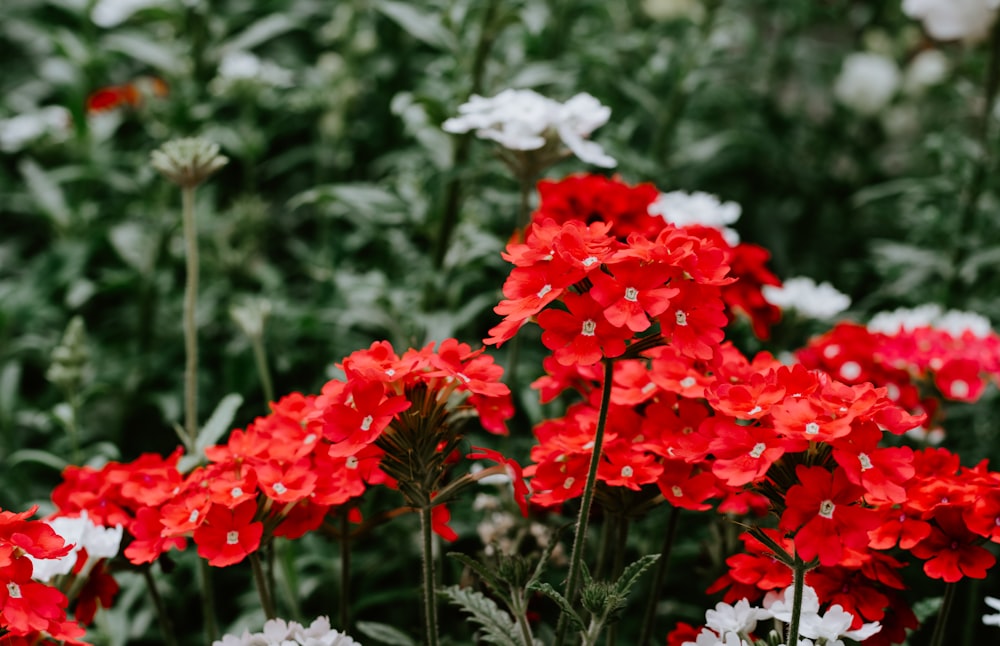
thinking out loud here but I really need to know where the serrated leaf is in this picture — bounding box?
[19,158,71,230]
[440,585,525,646]
[527,581,585,632]
[375,1,456,50]
[355,620,418,646]
[614,554,660,596]
[6,449,69,472]
[220,14,298,55]
[448,552,505,594]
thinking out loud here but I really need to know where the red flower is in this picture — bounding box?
[538,292,631,366]
[588,259,679,332]
[707,419,786,487]
[780,466,880,567]
[933,357,985,402]
[323,379,411,455]
[468,447,531,517]
[911,506,996,582]
[192,500,264,567]
[124,507,186,565]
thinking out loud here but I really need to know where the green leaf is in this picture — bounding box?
[527,581,585,632]
[614,554,660,596]
[19,158,71,230]
[440,585,525,646]
[375,1,456,50]
[102,32,183,74]
[109,222,157,274]
[6,449,69,472]
[448,552,505,595]
[355,621,417,646]
[177,393,243,471]
[220,14,298,54]
[0,361,22,432]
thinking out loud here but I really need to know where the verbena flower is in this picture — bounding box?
[833,52,901,116]
[761,276,851,320]
[903,0,1000,42]
[442,88,616,168]
[212,615,360,645]
[648,190,742,245]
[984,596,1000,626]
[0,106,71,153]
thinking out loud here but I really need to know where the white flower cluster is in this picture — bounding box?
[867,304,992,337]
[442,89,616,168]
[903,0,1000,42]
[213,617,359,646]
[762,277,851,320]
[28,512,124,582]
[833,53,901,116]
[213,51,295,91]
[91,0,167,28]
[683,586,881,646]
[985,596,1000,626]
[647,190,742,245]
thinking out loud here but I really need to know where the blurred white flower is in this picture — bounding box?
[833,53,900,116]
[762,277,851,320]
[903,49,950,94]
[212,616,359,646]
[28,512,123,582]
[0,106,71,153]
[641,0,704,22]
[648,190,741,244]
[442,89,616,167]
[903,0,1000,42]
[868,304,992,337]
[91,0,167,28]
[984,596,1000,626]
[215,51,295,89]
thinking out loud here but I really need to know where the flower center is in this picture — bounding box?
[581,319,597,336]
[805,422,820,436]
[819,500,835,519]
[273,482,287,495]
[537,284,553,299]
[360,415,374,431]
[641,382,657,394]
[563,477,575,489]
[671,485,683,498]
[624,286,639,302]
[385,368,396,377]
[675,310,688,326]
[620,466,634,478]
[839,361,862,381]
[346,456,359,469]
[950,380,969,398]
[304,433,317,444]
[226,530,240,545]
[188,509,200,523]
[680,377,697,388]
[6,582,21,599]
[582,256,599,267]
[749,442,767,458]
[748,405,762,416]
[230,487,243,499]
[858,453,873,471]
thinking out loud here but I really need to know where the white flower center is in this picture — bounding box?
[675,310,688,326]
[385,368,396,377]
[188,509,200,523]
[823,344,841,359]
[620,466,634,478]
[839,361,862,381]
[582,256,599,267]
[6,582,21,599]
[457,372,472,383]
[950,380,969,399]
[748,405,762,416]
[819,500,835,519]
[624,286,639,302]
[304,433,317,444]
[537,284,553,299]
[805,422,820,436]
[360,415,374,431]
[859,453,873,471]
[346,456,359,469]
[230,487,243,499]
[563,477,575,489]
[273,482,287,495]
[680,377,697,388]
[226,530,240,545]
[581,319,597,336]
[671,485,683,498]
[641,382,657,394]
[749,442,767,459]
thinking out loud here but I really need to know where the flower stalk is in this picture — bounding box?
[637,505,681,645]
[786,554,808,646]
[929,582,958,646]
[419,503,440,646]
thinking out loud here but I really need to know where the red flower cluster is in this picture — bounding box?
[0,506,88,644]
[47,339,516,570]
[86,76,169,114]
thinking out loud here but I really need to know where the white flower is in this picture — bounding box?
[704,599,773,635]
[985,596,1000,626]
[765,585,821,624]
[0,106,71,153]
[903,0,1000,41]
[867,305,992,337]
[642,0,705,22]
[648,190,741,244]
[91,0,167,28]
[903,50,950,94]
[799,603,881,644]
[28,513,123,582]
[215,51,295,89]
[833,53,900,116]
[762,277,851,320]
[683,628,752,646]
[442,89,616,167]
[212,617,359,646]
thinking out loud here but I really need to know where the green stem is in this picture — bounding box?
[929,581,958,646]
[181,184,199,451]
[67,390,82,464]
[340,511,351,631]
[510,591,536,646]
[419,505,440,646]
[142,566,180,646]
[198,559,218,643]
[637,505,681,646]
[593,513,613,581]
[251,333,275,404]
[250,551,276,620]
[606,515,630,646]
[554,359,616,646]
[786,556,807,646]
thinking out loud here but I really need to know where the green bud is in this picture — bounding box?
[46,316,89,393]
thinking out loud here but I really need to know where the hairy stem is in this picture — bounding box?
[142,567,179,646]
[929,581,958,646]
[638,505,681,645]
[198,559,218,642]
[181,185,199,451]
[420,504,440,646]
[251,333,275,405]
[340,511,351,630]
[250,551,276,620]
[554,359,615,646]
[786,556,807,646]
